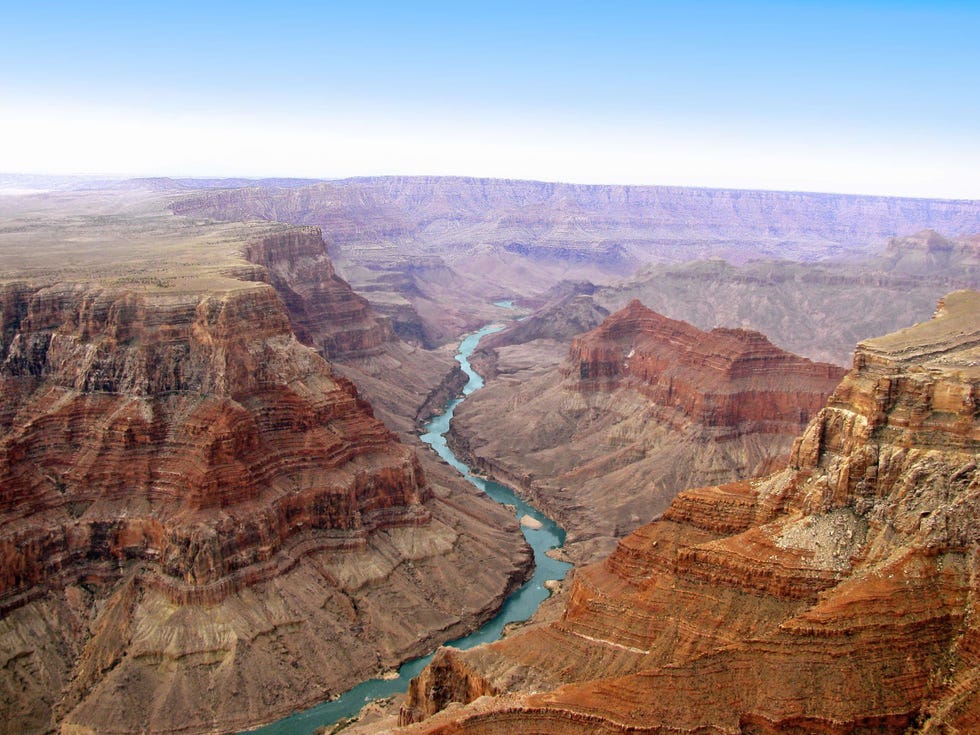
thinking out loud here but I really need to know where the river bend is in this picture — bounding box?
[244,322,571,734]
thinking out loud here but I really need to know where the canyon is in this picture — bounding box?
[449,299,845,562]
[389,289,980,734]
[170,179,980,352]
[1,177,979,735]
[590,229,980,366]
[0,192,531,735]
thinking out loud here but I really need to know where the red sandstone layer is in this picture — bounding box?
[568,299,845,433]
[0,278,426,607]
[242,227,394,358]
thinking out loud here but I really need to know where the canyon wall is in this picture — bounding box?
[0,278,425,602]
[0,204,532,735]
[175,177,980,264]
[396,290,980,735]
[595,228,980,366]
[449,300,845,562]
[241,226,394,358]
[173,178,980,347]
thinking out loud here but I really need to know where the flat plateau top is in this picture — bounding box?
[860,289,980,378]
[0,189,290,296]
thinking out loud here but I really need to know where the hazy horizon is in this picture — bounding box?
[3,1,979,200]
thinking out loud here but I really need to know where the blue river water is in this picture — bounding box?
[242,321,571,734]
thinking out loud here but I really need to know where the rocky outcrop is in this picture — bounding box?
[399,648,499,726]
[242,227,394,357]
[483,293,608,358]
[448,301,844,561]
[0,203,532,735]
[569,299,845,434]
[395,290,980,735]
[882,228,980,282]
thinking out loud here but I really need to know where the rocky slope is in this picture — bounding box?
[450,300,845,562]
[0,196,531,735]
[392,289,980,735]
[239,226,466,437]
[241,226,394,358]
[172,178,980,346]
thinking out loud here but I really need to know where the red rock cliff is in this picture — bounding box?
[0,278,425,606]
[0,204,533,735]
[569,299,846,434]
[242,227,394,357]
[398,290,980,734]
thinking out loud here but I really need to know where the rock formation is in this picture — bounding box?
[394,290,980,734]
[882,228,980,282]
[239,227,465,437]
[171,177,980,347]
[242,226,394,358]
[0,195,532,735]
[569,300,843,431]
[449,300,845,561]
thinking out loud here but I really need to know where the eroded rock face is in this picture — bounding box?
[242,227,394,358]
[569,299,845,433]
[173,178,980,348]
[449,300,845,561]
[397,290,980,734]
[0,213,532,735]
[0,279,425,599]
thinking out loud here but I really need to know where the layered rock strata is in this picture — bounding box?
[449,300,845,561]
[172,178,980,346]
[242,227,394,358]
[569,299,844,434]
[0,279,425,604]
[395,290,980,735]
[240,227,464,437]
[0,203,532,735]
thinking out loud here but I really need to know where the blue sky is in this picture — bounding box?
[2,1,978,197]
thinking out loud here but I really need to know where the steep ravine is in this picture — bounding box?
[446,300,845,563]
[240,321,572,735]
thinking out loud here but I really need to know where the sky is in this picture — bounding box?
[2,0,979,198]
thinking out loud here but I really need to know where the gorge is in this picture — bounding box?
[0,192,531,735]
[391,290,980,734]
[246,319,571,735]
[0,178,978,735]
[449,299,846,562]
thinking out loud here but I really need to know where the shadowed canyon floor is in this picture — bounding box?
[372,290,980,735]
[0,191,531,735]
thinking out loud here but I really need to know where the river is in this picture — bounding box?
[243,321,571,734]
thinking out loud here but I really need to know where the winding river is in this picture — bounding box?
[244,321,571,734]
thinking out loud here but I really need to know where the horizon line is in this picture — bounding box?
[4,171,980,205]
